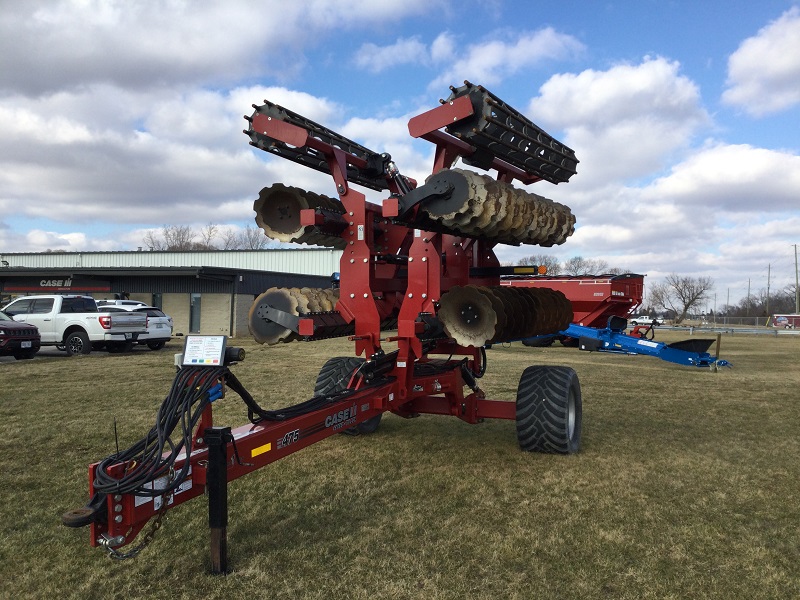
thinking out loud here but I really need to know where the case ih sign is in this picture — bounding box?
[2,277,111,293]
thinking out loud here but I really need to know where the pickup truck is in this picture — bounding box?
[3,295,147,356]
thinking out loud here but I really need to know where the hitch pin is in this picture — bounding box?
[99,533,125,549]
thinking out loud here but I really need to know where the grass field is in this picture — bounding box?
[1,331,798,599]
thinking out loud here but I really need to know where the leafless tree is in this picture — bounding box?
[163,225,196,250]
[562,256,611,276]
[517,254,562,275]
[649,273,714,324]
[238,225,270,250]
[143,228,167,251]
[143,224,200,251]
[733,285,797,317]
[220,228,241,250]
[143,223,272,251]
[198,223,219,250]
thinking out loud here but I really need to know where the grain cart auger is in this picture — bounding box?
[62,82,583,571]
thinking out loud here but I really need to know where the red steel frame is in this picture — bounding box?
[86,95,539,551]
[503,274,644,328]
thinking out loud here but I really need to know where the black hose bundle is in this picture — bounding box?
[91,363,389,498]
[93,365,227,497]
[225,370,356,424]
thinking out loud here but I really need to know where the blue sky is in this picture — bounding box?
[1,0,799,306]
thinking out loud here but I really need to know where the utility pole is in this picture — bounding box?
[747,278,751,317]
[794,243,799,314]
[726,288,730,326]
[766,263,771,320]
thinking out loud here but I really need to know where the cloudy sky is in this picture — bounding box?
[1,0,799,306]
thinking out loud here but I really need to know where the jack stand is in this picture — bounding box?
[206,427,231,574]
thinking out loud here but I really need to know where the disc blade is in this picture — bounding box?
[248,287,299,345]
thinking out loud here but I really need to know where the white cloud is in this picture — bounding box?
[25,229,90,250]
[1,0,442,96]
[528,57,709,185]
[354,37,430,73]
[353,32,458,74]
[430,32,457,64]
[640,142,800,212]
[0,83,353,227]
[722,7,800,116]
[491,54,800,296]
[430,28,585,89]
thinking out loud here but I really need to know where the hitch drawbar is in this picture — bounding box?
[564,321,731,368]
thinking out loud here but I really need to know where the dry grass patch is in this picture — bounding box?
[0,331,798,599]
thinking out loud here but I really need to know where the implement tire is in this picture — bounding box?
[107,341,134,353]
[516,365,581,454]
[314,356,382,435]
[521,336,555,347]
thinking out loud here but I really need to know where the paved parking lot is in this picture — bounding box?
[0,343,176,363]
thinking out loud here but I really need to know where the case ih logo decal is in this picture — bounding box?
[325,404,357,431]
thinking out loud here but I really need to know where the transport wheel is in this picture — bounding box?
[559,337,579,348]
[65,331,91,356]
[314,356,382,435]
[107,341,134,353]
[147,341,166,350]
[516,365,581,454]
[521,336,555,347]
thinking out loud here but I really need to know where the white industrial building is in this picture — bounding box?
[0,249,343,338]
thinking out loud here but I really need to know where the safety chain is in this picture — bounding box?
[103,473,175,560]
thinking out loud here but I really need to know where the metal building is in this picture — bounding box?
[0,249,343,338]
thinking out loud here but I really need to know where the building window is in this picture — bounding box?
[152,293,162,310]
[190,293,201,333]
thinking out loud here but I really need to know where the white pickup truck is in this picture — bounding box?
[3,295,148,355]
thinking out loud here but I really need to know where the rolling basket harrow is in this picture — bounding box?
[63,82,587,570]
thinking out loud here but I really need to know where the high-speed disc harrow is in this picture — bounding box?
[63,81,585,570]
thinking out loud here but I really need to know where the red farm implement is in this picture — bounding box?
[63,82,585,570]
[503,274,729,367]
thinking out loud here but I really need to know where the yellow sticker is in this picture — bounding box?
[251,443,272,457]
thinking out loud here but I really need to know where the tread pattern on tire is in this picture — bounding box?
[314,356,381,435]
[314,356,365,396]
[516,365,581,454]
[521,336,555,347]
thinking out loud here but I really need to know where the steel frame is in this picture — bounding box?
[77,84,559,555]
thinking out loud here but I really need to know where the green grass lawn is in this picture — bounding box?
[0,331,798,599]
